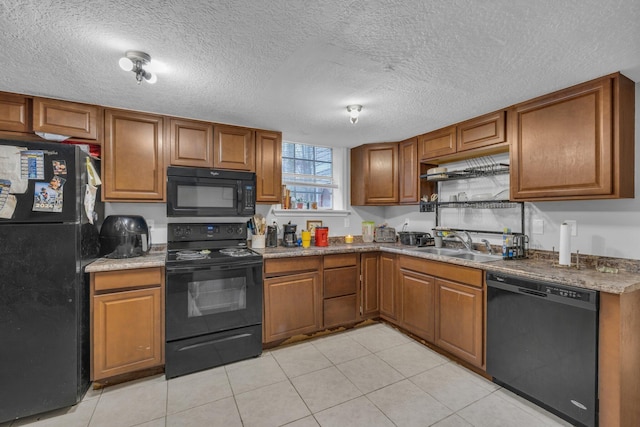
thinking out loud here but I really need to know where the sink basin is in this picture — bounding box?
[447,252,503,263]
[412,247,502,263]
[413,247,463,256]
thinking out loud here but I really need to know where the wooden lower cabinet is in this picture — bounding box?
[323,253,359,328]
[379,253,398,320]
[435,278,484,367]
[360,253,380,318]
[263,271,322,342]
[90,267,164,381]
[399,266,435,342]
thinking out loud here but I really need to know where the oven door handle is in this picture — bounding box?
[166,262,262,274]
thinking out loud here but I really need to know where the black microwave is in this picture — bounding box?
[167,166,256,217]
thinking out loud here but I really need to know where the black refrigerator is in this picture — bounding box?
[0,139,103,423]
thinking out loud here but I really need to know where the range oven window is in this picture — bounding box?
[166,261,262,341]
[188,277,246,317]
[177,185,235,209]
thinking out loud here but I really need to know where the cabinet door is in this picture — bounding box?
[352,142,399,205]
[169,118,213,168]
[360,253,379,318]
[33,98,98,140]
[92,287,163,380]
[399,268,435,342]
[418,126,456,161]
[213,124,255,171]
[263,271,322,343]
[379,253,398,320]
[510,74,634,200]
[324,294,358,328]
[435,278,483,367]
[398,137,420,204]
[103,110,165,201]
[255,130,282,203]
[0,93,30,132]
[457,110,506,152]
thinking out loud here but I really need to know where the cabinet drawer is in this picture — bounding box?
[93,267,163,292]
[324,253,358,269]
[264,256,322,277]
[324,294,358,328]
[399,256,482,288]
[324,266,358,298]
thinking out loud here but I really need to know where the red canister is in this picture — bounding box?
[315,226,329,246]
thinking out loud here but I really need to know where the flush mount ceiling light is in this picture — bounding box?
[119,51,157,85]
[346,105,362,124]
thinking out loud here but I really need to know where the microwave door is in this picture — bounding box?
[167,177,238,217]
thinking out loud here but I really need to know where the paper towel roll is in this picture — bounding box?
[559,223,571,266]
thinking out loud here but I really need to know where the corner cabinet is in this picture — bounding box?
[214,124,255,171]
[510,72,635,201]
[90,267,164,381]
[255,130,282,203]
[103,110,165,201]
[169,118,214,168]
[351,142,399,205]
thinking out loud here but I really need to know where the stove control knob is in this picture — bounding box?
[226,226,234,235]
[184,227,192,236]
[236,227,243,235]
[174,227,183,237]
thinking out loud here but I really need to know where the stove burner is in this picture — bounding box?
[220,248,253,257]
[176,250,211,261]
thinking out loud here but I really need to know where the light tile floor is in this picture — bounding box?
[3,323,573,427]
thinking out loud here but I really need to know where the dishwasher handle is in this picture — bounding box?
[518,288,548,298]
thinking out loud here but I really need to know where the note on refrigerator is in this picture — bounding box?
[0,145,28,193]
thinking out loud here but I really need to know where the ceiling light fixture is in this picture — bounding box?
[347,105,362,124]
[119,51,157,85]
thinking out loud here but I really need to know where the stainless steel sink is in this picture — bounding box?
[412,246,502,263]
[413,247,463,256]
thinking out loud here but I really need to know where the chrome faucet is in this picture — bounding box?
[481,239,493,255]
[445,231,473,252]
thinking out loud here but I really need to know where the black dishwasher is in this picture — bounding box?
[486,272,598,427]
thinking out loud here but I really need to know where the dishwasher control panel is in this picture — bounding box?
[544,285,589,301]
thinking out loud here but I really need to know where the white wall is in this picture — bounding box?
[106,83,640,259]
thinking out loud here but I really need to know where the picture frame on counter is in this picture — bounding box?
[306,220,322,233]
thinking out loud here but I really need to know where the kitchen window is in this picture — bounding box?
[282,142,345,210]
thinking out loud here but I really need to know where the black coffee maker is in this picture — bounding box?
[282,223,297,247]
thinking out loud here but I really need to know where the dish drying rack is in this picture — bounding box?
[420,156,525,236]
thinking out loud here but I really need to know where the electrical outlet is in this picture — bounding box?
[146,219,155,230]
[532,219,544,235]
[404,218,410,228]
[564,220,577,236]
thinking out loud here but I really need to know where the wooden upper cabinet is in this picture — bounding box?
[103,110,165,201]
[510,72,635,201]
[33,98,99,140]
[457,110,506,152]
[0,93,30,132]
[399,137,420,204]
[213,124,255,171]
[169,118,214,168]
[351,142,399,205]
[255,130,282,203]
[418,126,456,161]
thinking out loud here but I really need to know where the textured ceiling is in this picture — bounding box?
[1,0,639,148]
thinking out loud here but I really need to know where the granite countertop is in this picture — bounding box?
[259,242,640,295]
[85,245,167,273]
[85,241,640,294]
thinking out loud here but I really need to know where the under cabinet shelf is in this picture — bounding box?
[420,199,518,212]
[420,164,510,182]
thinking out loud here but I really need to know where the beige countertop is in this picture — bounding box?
[85,245,167,273]
[85,242,640,294]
